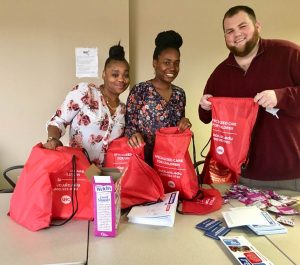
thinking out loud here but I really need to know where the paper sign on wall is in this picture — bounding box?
[75,48,98,78]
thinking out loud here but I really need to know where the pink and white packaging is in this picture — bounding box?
[93,175,121,237]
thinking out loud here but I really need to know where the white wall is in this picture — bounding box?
[129,0,300,160]
[0,0,129,188]
[1,0,300,188]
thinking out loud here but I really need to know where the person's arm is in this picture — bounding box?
[43,125,63,149]
[198,94,213,124]
[199,77,214,124]
[255,46,300,117]
[43,83,85,149]
[176,89,192,131]
[125,86,145,147]
[177,117,192,131]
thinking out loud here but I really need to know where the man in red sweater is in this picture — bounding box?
[199,5,300,190]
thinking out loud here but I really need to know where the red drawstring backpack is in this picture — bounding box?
[121,153,165,209]
[153,127,199,199]
[105,137,164,209]
[153,127,223,215]
[202,97,258,184]
[9,143,92,231]
[104,137,144,172]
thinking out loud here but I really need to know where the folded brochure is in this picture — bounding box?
[127,191,179,227]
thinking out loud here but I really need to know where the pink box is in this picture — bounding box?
[93,175,121,237]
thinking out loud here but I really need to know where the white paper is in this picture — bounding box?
[247,211,287,235]
[222,206,270,228]
[266,107,279,119]
[75,48,98,78]
[127,191,179,227]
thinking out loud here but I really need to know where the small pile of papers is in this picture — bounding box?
[127,191,179,227]
[247,211,287,235]
[222,206,287,235]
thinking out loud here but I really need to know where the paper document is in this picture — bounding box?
[75,47,98,78]
[247,211,287,235]
[266,107,279,119]
[127,191,179,227]
[222,206,270,228]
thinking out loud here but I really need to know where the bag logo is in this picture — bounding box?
[61,195,71,204]
[216,146,224,155]
[167,181,175,188]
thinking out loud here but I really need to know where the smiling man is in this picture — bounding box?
[199,6,300,190]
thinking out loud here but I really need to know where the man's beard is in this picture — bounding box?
[226,29,260,57]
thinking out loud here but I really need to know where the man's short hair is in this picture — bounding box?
[223,6,257,31]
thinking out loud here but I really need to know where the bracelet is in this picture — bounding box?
[47,136,62,145]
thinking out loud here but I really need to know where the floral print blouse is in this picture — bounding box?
[125,81,186,147]
[47,82,125,167]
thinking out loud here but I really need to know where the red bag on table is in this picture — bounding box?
[203,97,258,184]
[201,154,236,184]
[121,152,165,209]
[153,127,199,199]
[178,188,223,215]
[105,137,164,209]
[104,137,144,172]
[9,143,92,231]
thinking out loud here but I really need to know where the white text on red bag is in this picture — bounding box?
[153,127,198,199]
[208,97,258,182]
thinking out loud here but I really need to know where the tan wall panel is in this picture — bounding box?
[129,0,300,161]
[0,0,129,187]
[1,0,299,188]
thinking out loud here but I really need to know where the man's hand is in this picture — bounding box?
[254,90,277,108]
[200,94,213,111]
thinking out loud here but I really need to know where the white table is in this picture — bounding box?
[87,200,294,265]
[0,193,89,265]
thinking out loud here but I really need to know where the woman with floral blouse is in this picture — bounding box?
[43,44,130,167]
[125,30,191,166]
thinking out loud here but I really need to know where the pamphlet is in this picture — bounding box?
[222,206,287,235]
[247,211,287,235]
[127,191,179,227]
[219,236,274,265]
[222,206,271,228]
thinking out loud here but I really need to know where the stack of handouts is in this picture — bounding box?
[222,206,287,235]
[247,211,287,235]
[127,191,179,227]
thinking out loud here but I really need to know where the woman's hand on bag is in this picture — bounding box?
[43,138,63,150]
[128,133,144,148]
[200,94,213,111]
[177,117,192,132]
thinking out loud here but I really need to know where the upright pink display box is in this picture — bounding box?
[92,175,121,237]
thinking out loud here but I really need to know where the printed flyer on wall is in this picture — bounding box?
[219,236,274,265]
